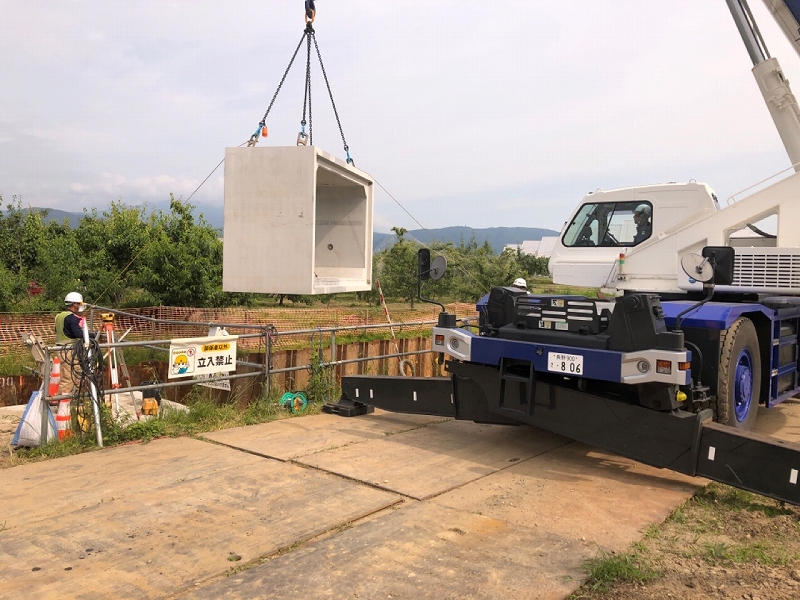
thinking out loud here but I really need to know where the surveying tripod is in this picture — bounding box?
[100,313,132,417]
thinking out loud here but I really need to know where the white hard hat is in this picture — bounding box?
[512,278,527,289]
[64,292,83,304]
[634,203,651,216]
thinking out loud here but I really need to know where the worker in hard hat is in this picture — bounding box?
[54,292,86,395]
[511,277,528,291]
[633,204,652,244]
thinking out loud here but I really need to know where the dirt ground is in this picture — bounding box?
[4,407,800,600]
[0,412,19,467]
[569,483,800,599]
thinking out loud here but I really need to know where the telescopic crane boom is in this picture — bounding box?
[728,0,800,170]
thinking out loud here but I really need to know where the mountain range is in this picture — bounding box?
[17,206,558,254]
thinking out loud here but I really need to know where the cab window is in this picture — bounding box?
[562,201,652,247]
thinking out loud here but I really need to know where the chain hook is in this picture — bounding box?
[247,121,268,147]
[305,0,315,23]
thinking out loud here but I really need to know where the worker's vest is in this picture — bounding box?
[55,311,75,344]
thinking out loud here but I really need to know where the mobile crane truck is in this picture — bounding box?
[323,0,800,507]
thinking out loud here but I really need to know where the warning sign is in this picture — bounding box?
[196,374,232,391]
[168,335,239,379]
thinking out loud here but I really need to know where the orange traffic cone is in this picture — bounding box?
[48,357,61,398]
[56,397,72,441]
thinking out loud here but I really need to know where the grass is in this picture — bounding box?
[692,482,795,517]
[7,383,324,467]
[568,481,800,598]
[119,346,166,368]
[578,549,660,594]
[0,353,37,376]
[701,539,796,567]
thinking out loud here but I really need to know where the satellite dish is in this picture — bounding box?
[681,253,714,283]
[430,256,447,281]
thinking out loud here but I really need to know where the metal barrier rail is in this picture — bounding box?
[34,311,474,447]
[39,314,476,403]
[2,302,480,356]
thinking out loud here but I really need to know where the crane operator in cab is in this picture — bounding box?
[632,204,652,244]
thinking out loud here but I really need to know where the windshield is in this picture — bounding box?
[562,201,651,247]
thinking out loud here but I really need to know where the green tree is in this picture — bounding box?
[71,203,154,306]
[0,194,263,310]
[35,218,83,307]
[376,227,420,307]
[0,263,18,311]
[442,237,516,302]
[515,247,550,277]
[0,197,77,310]
[273,294,312,306]
[137,196,226,307]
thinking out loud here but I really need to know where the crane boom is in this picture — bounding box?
[728,0,800,170]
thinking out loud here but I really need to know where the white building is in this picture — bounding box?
[504,236,559,258]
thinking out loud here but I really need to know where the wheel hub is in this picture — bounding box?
[733,349,753,422]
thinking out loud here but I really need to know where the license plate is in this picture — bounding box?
[548,352,584,375]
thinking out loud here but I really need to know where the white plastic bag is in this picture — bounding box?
[11,388,57,448]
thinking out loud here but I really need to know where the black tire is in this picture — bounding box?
[399,359,415,377]
[715,317,760,430]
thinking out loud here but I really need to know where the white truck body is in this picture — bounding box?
[549,172,800,294]
[550,0,800,296]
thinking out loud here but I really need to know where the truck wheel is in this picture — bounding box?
[716,317,760,430]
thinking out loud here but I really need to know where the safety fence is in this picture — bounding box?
[13,303,480,397]
[0,303,478,357]
[0,332,442,406]
[0,334,441,408]
[20,308,476,447]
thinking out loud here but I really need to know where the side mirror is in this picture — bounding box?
[416,249,447,313]
[702,246,735,286]
[418,249,431,280]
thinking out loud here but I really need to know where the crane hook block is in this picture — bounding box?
[297,131,309,146]
[305,1,315,23]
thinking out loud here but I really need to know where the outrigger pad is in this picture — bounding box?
[322,398,375,418]
[697,422,800,505]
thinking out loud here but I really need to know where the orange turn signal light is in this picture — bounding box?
[678,361,691,371]
[656,360,672,375]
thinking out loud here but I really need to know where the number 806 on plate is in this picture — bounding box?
[547,352,583,375]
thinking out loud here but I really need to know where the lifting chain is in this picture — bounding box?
[298,22,313,146]
[247,2,354,166]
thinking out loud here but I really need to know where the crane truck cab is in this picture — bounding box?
[544,168,800,432]
[549,182,721,291]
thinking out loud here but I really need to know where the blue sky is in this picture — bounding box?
[2,1,799,232]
